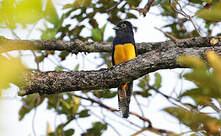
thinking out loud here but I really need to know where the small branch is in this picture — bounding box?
[170,0,202,36]
[139,0,155,16]
[73,94,175,135]
[154,27,178,42]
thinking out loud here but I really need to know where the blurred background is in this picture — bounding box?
[0,0,221,136]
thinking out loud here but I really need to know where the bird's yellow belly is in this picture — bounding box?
[114,43,136,65]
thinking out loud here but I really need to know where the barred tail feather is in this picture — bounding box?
[118,82,133,118]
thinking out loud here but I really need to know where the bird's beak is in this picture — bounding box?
[113,26,119,30]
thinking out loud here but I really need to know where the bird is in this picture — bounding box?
[112,20,136,118]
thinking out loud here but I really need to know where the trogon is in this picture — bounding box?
[112,20,136,118]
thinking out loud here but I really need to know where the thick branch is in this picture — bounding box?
[19,37,221,96]
[1,37,221,54]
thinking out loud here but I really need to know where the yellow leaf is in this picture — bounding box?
[206,50,221,81]
[210,38,219,45]
[207,120,221,133]
[0,56,26,90]
[177,55,207,70]
[47,122,53,134]
[196,2,221,21]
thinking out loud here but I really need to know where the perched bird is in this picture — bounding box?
[112,20,136,118]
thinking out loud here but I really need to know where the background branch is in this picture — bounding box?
[1,37,221,54]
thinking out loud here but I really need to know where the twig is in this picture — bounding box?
[131,128,148,136]
[154,27,178,42]
[170,0,202,37]
[106,0,123,12]
[141,0,155,16]
[73,94,175,135]
[133,95,145,127]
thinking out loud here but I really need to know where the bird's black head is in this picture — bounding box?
[113,20,133,33]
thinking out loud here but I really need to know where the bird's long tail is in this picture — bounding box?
[118,82,133,118]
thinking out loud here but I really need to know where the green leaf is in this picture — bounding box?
[64,129,75,136]
[78,109,90,118]
[126,13,138,19]
[153,73,161,89]
[82,122,107,136]
[55,66,63,71]
[91,28,102,41]
[19,94,44,120]
[63,0,91,10]
[93,89,117,98]
[91,24,106,42]
[164,107,221,134]
[202,0,212,3]
[135,75,151,97]
[127,0,141,7]
[189,0,203,4]
[59,51,69,61]
[60,99,71,109]
[0,0,44,28]
[196,2,221,21]
[74,64,80,71]
[179,88,212,106]
[0,55,26,90]
[41,28,57,40]
[183,70,221,98]
[44,0,59,26]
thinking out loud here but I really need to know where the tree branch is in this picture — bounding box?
[1,36,221,54]
[18,37,221,96]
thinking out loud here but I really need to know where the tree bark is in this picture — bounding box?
[16,37,221,96]
[1,36,221,54]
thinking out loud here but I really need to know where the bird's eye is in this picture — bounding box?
[121,24,127,28]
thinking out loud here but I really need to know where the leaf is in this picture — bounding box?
[44,0,59,26]
[82,122,107,136]
[60,99,71,109]
[183,70,221,97]
[189,0,203,4]
[0,55,26,90]
[164,107,221,134]
[126,13,138,19]
[55,66,63,71]
[135,75,151,97]
[19,94,44,120]
[41,28,57,40]
[74,64,80,71]
[202,0,212,3]
[63,0,91,10]
[64,129,75,136]
[153,73,161,89]
[59,51,69,61]
[196,2,221,21]
[91,24,106,42]
[179,88,212,106]
[15,0,43,25]
[177,55,207,70]
[78,109,90,118]
[206,50,221,82]
[127,0,141,7]
[93,89,117,98]
[72,97,80,114]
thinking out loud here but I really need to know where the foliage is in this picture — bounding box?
[1,0,221,135]
[166,51,221,135]
[0,55,26,90]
